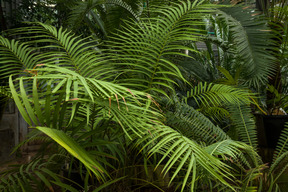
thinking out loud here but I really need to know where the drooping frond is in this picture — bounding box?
[204,139,259,169]
[135,124,259,191]
[9,65,161,138]
[8,64,166,185]
[37,127,109,181]
[228,104,258,149]
[166,101,230,144]
[0,36,37,82]
[136,125,249,191]
[216,6,276,88]
[9,23,116,79]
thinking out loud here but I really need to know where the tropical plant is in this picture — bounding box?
[172,1,288,191]
[64,0,186,38]
[0,0,288,192]
[253,0,288,113]
[179,4,276,89]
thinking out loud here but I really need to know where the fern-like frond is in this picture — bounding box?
[216,6,276,88]
[108,0,216,96]
[9,23,114,79]
[166,101,230,144]
[201,106,230,123]
[0,157,69,192]
[185,82,252,108]
[0,36,37,82]
[228,104,258,149]
[137,125,240,191]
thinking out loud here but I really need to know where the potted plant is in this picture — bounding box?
[3,1,288,191]
[252,84,288,165]
[0,4,263,191]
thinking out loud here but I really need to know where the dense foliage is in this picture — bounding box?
[0,0,288,191]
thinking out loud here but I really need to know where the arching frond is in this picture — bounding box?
[9,65,161,137]
[0,36,38,82]
[204,139,258,164]
[216,6,276,88]
[166,101,230,144]
[37,127,109,181]
[108,1,216,96]
[136,125,248,191]
[228,104,258,149]
[9,23,115,79]
[185,82,252,108]
[0,1,278,191]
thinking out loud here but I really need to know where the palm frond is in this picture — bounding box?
[228,104,258,149]
[68,0,141,36]
[37,127,109,181]
[105,0,141,20]
[0,36,37,82]
[216,6,276,88]
[185,82,252,108]
[0,156,68,192]
[9,65,161,137]
[166,101,230,144]
[204,139,258,168]
[137,125,243,191]
[108,0,215,96]
[9,23,113,79]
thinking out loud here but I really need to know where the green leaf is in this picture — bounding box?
[36,127,108,181]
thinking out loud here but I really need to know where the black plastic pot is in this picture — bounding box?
[256,114,288,148]
[255,114,288,162]
[262,115,288,148]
